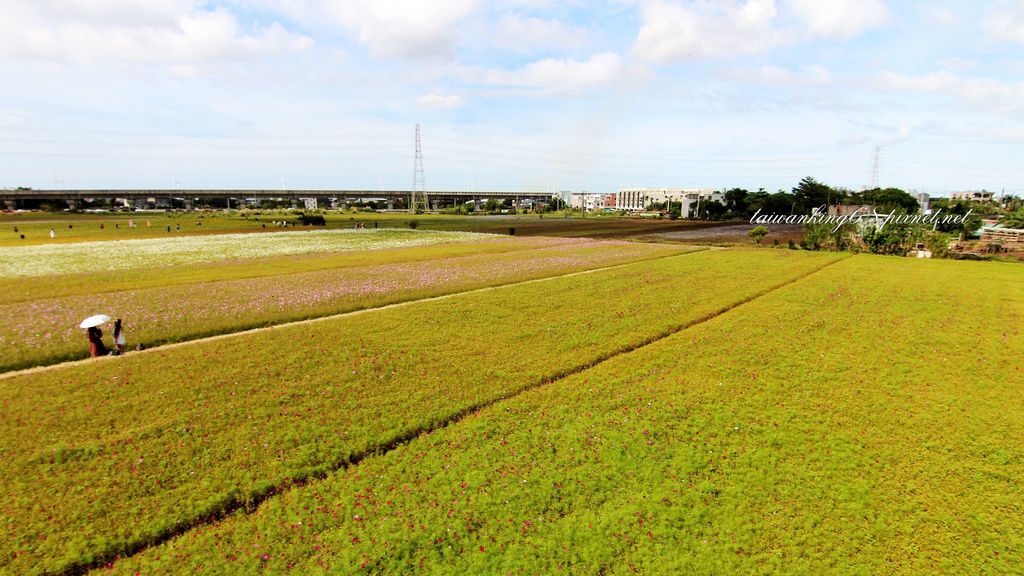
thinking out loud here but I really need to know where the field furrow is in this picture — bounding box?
[0,249,842,575]
[103,256,1023,575]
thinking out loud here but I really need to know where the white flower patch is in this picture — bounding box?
[0,229,493,278]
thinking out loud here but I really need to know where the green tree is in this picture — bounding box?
[803,222,853,251]
[855,187,920,212]
[793,177,834,213]
[762,192,797,215]
[1001,209,1024,228]
[724,188,749,214]
[861,216,925,255]
[706,200,728,220]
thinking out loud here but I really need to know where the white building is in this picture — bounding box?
[916,192,930,213]
[569,192,607,212]
[616,188,723,217]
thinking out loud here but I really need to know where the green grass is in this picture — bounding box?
[0,239,690,372]
[0,249,841,575]
[103,255,1024,575]
[0,212,266,246]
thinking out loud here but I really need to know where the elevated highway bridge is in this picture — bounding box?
[1,189,556,210]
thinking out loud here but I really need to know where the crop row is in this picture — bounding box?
[0,249,843,575]
[106,256,1024,575]
[0,239,689,371]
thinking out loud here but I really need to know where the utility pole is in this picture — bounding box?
[411,124,428,213]
[869,145,881,189]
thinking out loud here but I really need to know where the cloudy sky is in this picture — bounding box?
[1,0,1022,196]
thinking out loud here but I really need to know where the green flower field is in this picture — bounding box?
[1,227,1021,575]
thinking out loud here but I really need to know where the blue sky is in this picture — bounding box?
[1,1,1022,197]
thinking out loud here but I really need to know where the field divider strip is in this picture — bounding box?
[58,251,848,576]
[1,246,708,381]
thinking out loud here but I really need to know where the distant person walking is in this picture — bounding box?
[112,319,126,355]
[86,327,108,357]
[49,228,55,239]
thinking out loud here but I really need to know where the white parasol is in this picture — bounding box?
[79,314,111,329]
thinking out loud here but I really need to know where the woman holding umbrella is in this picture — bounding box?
[87,327,108,357]
[81,314,111,357]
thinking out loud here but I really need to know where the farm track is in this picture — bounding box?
[67,252,851,576]
[1,247,708,382]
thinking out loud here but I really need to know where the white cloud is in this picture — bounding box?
[880,69,1023,112]
[838,131,870,145]
[492,13,589,54]
[416,93,464,109]
[746,64,831,85]
[919,4,957,26]
[631,0,782,64]
[469,52,627,95]
[0,0,311,66]
[987,1,1024,43]
[938,57,979,72]
[787,0,889,39]
[284,0,478,60]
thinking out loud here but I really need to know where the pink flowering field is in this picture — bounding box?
[1,235,690,371]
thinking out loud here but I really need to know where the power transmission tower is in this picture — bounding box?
[411,124,428,213]
[869,145,881,189]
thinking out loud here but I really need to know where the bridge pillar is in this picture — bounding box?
[387,198,394,210]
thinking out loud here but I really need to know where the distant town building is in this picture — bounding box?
[950,191,994,203]
[616,188,722,217]
[827,204,875,217]
[826,205,881,232]
[568,192,607,212]
[603,194,617,209]
[916,192,930,213]
[981,226,1024,249]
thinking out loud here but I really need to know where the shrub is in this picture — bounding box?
[297,214,326,226]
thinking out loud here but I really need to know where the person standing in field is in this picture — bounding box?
[86,327,108,357]
[49,228,55,239]
[112,319,126,355]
